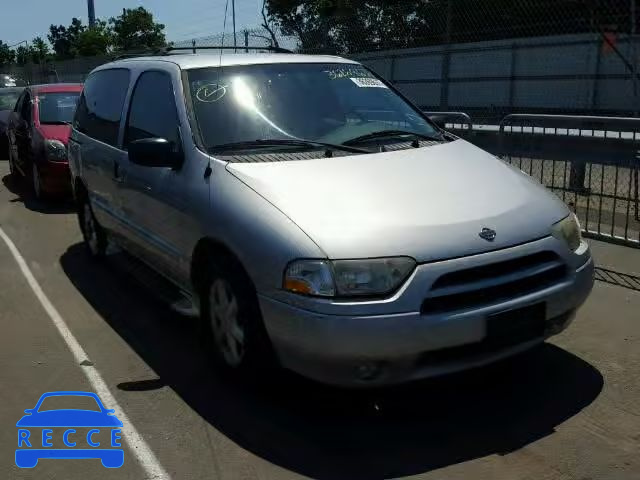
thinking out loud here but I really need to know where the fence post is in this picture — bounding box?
[508,42,517,110]
[440,0,452,110]
[591,35,602,111]
[244,30,249,53]
[389,55,396,84]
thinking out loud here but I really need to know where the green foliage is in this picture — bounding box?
[48,17,86,59]
[0,6,166,65]
[14,45,31,65]
[109,7,166,52]
[30,37,50,62]
[265,0,637,54]
[76,20,113,56]
[265,0,438,53]
[0,40,15,66]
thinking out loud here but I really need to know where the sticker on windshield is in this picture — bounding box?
[349,77,387,88]
[195,83,228,103]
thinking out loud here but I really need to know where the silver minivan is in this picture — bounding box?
[68,52,594,386]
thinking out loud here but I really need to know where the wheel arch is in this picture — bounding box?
[190,237,256,296]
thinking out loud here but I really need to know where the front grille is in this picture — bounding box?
[421,251,567,314]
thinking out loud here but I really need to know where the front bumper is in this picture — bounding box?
[259,237,595,387]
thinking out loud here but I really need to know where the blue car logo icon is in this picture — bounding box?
[16,391,124,468]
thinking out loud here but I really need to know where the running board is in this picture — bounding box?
[108,251,200,318]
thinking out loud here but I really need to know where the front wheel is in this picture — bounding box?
[200,258,276,377]
[31,163,45,200]
[78,196,107,259]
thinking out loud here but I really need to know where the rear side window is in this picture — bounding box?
[74,68,130,147]
[124,71,180,149]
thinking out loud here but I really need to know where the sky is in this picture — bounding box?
[1,0,265,46]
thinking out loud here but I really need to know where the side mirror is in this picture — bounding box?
[128,138,183,169]
[429,116,447,130]
[24,409,33,414]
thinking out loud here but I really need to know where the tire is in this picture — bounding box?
[31,163,44,200]
[7,144,18,179]
[78,195,107,259]
[200,255,276,378]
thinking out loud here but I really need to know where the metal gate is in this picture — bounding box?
[498,114,640,248]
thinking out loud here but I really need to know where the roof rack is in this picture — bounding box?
[165,45,293,54]
[111,44,293,61]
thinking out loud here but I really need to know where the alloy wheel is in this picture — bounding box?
[208,278,246,367]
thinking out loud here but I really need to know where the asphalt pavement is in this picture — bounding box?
[0,160,639,480]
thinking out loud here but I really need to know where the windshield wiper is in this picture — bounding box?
[209,139,369,155]
[343,129,444,147]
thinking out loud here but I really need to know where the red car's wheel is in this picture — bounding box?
[31,163,43,200]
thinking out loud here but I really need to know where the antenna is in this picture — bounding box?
[215,0,230,100]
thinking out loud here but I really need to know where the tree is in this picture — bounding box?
[264,0,635,54]
[48,17,86,58]
[110,7,166,52]
[30,37,50,63]
[0,40,15,65]
[261,0,280,48]
[14,45,32,65]
[75,20,113,56]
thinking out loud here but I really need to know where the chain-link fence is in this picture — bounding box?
[495,114,640,247]
[4,0,639,123]
[3,0,639,248]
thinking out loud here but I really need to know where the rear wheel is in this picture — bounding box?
[79,196,107,259]
[200,256,276,377]
[7,145,18,179]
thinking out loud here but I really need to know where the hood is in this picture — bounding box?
[37,123,71,144]
[16,410,123,428]
[226,139,569,262]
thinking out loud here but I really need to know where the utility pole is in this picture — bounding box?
[232,0,237,50]
[87,0,96,28]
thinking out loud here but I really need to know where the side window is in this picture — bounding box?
[74,69,130,147]
[124,71,180,150]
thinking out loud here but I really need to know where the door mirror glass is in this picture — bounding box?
[128,138,182,168]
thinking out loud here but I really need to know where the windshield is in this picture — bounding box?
[186,63,438,151]
[0,90,20,110]
[38,92,80,124]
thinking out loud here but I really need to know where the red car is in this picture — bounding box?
[7,83,83,199]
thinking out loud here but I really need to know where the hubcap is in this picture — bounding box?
[208,278,245,367]
[32,165,40,198]
[83,203,99,255]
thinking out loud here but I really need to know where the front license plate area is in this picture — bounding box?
[486,302,546,348]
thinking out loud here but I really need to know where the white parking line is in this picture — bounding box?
[0,226,171,480]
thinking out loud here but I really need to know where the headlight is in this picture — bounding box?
[551,213,582,251]
[283,257,416,297]
[45,139,67,161]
